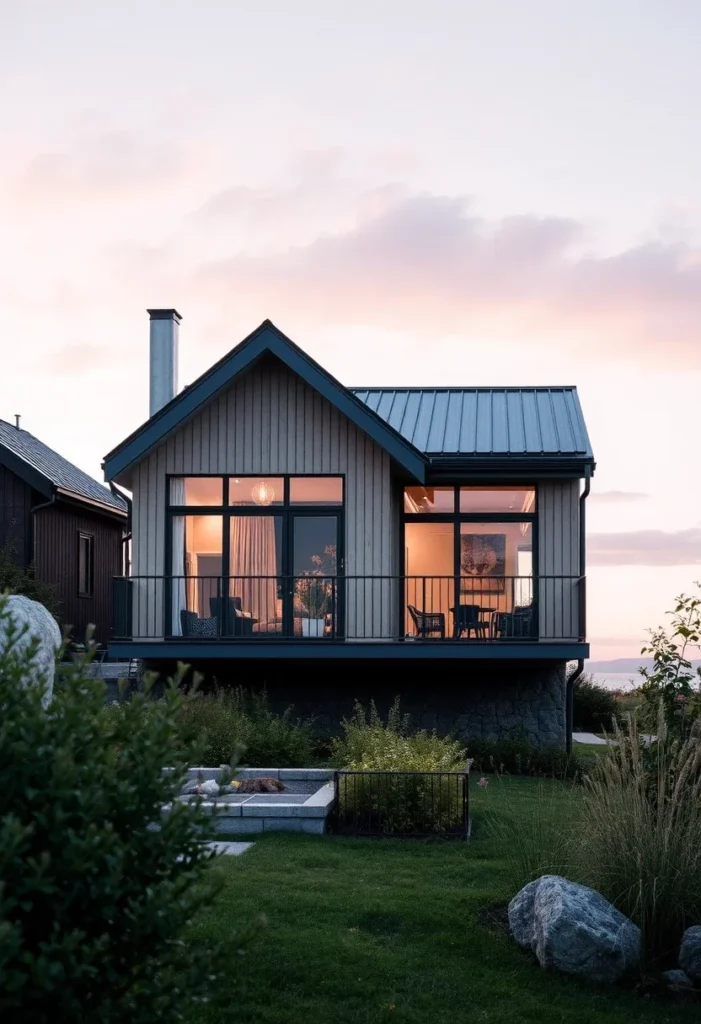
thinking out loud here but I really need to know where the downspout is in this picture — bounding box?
[567,467,592,754]
[30,491,57,563]
[109,482,132,577]
[566,659,585,755]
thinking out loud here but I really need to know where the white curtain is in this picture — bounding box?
[170,478,187,635]
[229,516,278,624]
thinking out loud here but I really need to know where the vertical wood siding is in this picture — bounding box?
[0,464,32,565]
[34,504,124,645]
[538,480,581,640]
[131,359,399,638]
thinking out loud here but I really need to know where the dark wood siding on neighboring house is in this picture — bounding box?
[34,503,124,644]
[0,464,32,565]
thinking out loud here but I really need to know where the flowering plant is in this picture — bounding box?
[296,545,337,618]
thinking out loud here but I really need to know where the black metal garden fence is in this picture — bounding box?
[332,769,470,839]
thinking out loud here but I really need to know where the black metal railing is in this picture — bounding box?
[332,770,470,839]
[111,574,585,643]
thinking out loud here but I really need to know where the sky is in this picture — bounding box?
[2,0,701,660]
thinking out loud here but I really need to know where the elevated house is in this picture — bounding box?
[104,311,595,746]
[0,419,127,644]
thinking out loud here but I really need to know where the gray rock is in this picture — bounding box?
[509,875,641,984]
[663,969,695,990]
[508,878,540,948]
[184,779,221,796]
[0,595,61,707]
[679,926,701,984]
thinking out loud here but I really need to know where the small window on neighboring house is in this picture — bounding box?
[78,533,94,597]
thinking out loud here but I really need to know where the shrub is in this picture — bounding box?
[0,604,247,1022]
[465,736,591,780]
[0,541,59,617]
[331,700,467,834]
[330,699,465,772]
[177,687,316,767]
[575,708,701,967]
[572,674,622,733]
[638,584,701,735]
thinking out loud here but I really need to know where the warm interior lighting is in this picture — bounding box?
[251,479,276,506]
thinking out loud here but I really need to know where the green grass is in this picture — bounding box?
[573,741,609,757]
[188,778,698,1024]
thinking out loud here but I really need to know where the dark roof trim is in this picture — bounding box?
[55,487,128,519]
[0,445,52,498]
[104,320,428,483]
[427,455,595,479]
[0,447,128,517]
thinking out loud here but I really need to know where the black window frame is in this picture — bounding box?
[165,474,346,638]
[77,532,95,598]
[401,483,538,623]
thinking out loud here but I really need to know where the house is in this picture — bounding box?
[103,311,595,747]
[0,418,128,644]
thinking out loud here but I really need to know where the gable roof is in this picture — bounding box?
[0,419,127,516]
[351,387,594,460]
[103,320,428,482]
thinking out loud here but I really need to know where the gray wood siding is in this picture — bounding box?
[131,359,399,638]
[538,480,581,640]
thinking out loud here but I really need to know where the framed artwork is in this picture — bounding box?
[460,533,506,593]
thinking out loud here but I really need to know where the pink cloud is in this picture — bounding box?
[588,528,701,566]
[193,193,701,364]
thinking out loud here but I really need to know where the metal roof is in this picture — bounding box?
[350,388,593,459]
[0,419,127,515]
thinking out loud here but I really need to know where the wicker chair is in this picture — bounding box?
[453,604,487,639]
[407,604,445,639]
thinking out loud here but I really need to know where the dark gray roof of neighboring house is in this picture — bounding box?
[0,419,127,515]
[350,387,594,460]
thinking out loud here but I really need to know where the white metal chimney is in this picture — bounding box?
[148,308,181,416]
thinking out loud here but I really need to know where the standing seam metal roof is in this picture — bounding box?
[350,388,593,458]
[0,420,127,514]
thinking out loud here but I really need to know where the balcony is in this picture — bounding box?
[111,575,587,661]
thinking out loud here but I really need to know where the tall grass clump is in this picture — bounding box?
[177,687,316,767]
[576,708,701,966]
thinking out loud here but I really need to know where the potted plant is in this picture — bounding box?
[297,546,336,637]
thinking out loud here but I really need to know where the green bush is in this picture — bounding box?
[575,709,701,967]
[176,687,316,767]
[331,700,466,834]
[0,541,59,617]
[638,586,701,735]
[0,604,247,1022]
[465,737,590,780]
[572,674,622,733]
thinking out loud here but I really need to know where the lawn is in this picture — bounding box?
[188,778,698,1024]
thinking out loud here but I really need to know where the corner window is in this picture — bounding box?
[459,486,535,513]
[78,533,94,597]
[404,487,455,514]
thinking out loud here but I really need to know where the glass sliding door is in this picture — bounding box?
[291,515,339,638]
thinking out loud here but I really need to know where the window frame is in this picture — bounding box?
[77,531,95,598]
[400,483,538,580]
[164,474,346,637]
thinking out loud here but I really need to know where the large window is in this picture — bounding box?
[168,476,343,638]
[403,485,536,638]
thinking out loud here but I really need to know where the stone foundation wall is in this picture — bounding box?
[160,659,568,748]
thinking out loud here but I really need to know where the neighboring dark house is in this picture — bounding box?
[0,419,127,644]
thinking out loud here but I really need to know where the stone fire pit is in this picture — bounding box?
[174,768,335,835]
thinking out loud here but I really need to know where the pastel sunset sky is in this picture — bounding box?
[3,1,700,659]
